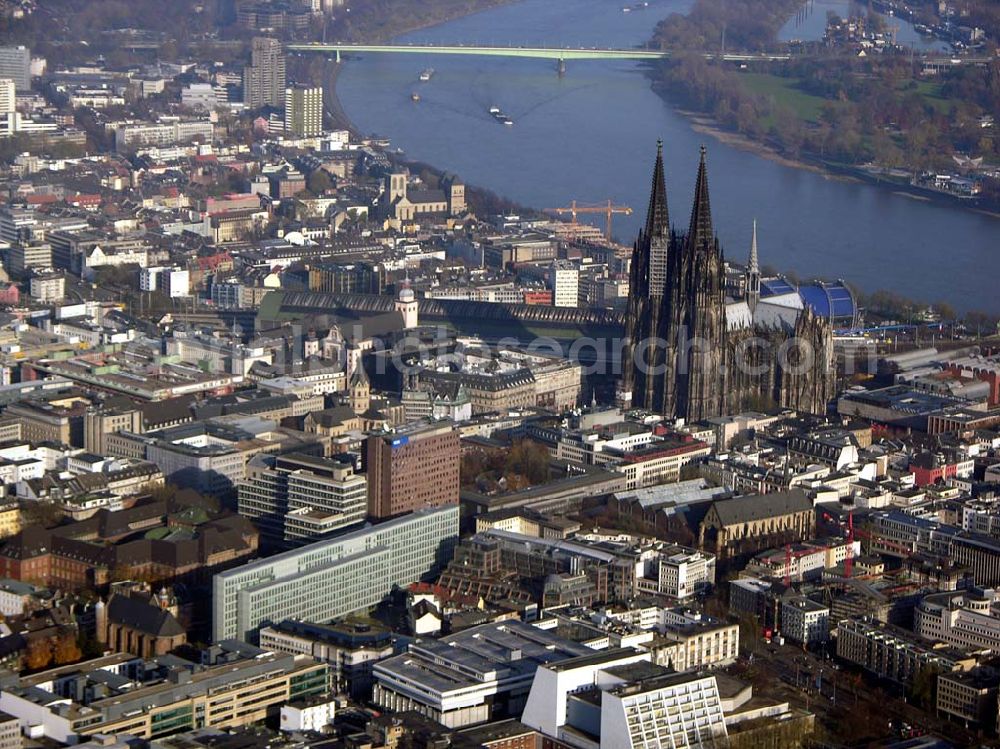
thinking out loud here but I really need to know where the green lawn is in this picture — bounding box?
[738,72,829,124]
[908,80,958,114]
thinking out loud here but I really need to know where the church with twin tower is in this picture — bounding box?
[619,143,835,422]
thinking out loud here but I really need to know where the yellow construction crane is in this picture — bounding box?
[545,199,633,241]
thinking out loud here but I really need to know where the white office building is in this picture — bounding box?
[914,587,1000,653]
[285,85,323,138]
[0,46,30,90]
[521,649,729,749]
[551,260,579,308]
[0,79,14,115]
[213,505,459,642]
[780,595,830,646]
[372,620,594,728]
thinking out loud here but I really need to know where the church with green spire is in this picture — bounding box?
[620,144,835,422]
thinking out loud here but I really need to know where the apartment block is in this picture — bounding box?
[285,85,322,138]
[835,617,974,683]
[243,37,286,109]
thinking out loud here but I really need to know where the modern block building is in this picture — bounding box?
[780,596,830,646]
[638,612,739,674]
[835,617,974,683]
[0,46,30,90]
[260,618,396,700]
[936,668,1000,730]
[0,645,329,742]
[913,587,1000,653]
[951,532,1000,587]
[28,272,65,303]
[239,452,367,547]
[285,85,322,137]
[0,78,14,115]
[212,505,459,642]
[372,620,594,728]
[243,37,286,109]
[0,713,18,749]
[595,671,730,749]
[638,546,715,600]
[113,120,214,152]
[551,260,579,308]
[365,421,460,520]
[521,650,729,749]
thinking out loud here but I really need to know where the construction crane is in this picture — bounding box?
[545,200,633,241]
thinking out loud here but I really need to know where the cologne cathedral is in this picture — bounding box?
[619,143,835,422]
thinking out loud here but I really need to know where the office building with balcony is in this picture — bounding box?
[835,617,974,683]
[238,452,367,548]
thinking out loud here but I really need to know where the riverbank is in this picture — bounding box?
[347,0,516,44]
[663,98,1000,217]
[322,62,358,136]
[672,105,823,175]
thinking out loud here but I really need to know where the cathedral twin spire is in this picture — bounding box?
[645,140,670,240]
[687,146,714,254]
[624,142,832,421]
[641,143,762,306]
[641,143,716,253]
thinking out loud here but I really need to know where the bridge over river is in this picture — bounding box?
[286,42,791,72]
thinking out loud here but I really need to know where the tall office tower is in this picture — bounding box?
[551,259,580,308]
[0,79,15,114]
[284,85,323,137]
[0,47,30,91]
[243,37,286,109]
[365,421,460,520]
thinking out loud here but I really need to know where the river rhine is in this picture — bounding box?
[336,0,999,315]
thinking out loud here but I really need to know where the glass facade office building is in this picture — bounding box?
[213,505,459,641]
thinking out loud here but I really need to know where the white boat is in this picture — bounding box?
[419,68,435,81]
[489,105,501,114]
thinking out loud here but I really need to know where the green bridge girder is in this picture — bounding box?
[286,43,791,63]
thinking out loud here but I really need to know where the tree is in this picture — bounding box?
[24,637,52,671]
[52,633,82,665]
[307,169,333,195]
[505,439,550,486]
[907,664,941,709]
[933,301,956,322]
[19,501,64,529]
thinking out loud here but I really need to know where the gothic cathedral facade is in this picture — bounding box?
[620,143,835,422]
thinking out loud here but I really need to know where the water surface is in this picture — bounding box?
[337,0,998,313]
